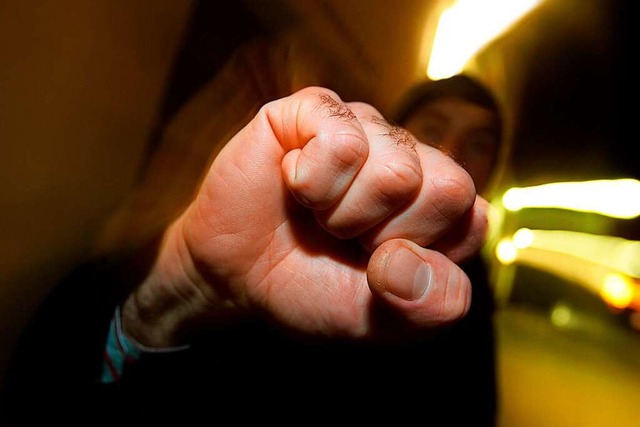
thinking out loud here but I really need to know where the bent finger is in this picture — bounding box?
[359,142,477,252]
[313,104,423,239]
[429,195,490,264]
[269,86,369,209]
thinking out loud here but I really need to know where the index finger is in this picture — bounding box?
[270,86,370,209]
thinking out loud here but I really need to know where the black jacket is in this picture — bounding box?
[2,252,497,426]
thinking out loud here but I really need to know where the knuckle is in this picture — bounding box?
[430,165,476,219]
[374,160,422,204]
[321,131,368,170]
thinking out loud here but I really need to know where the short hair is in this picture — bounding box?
[393,74,502,138]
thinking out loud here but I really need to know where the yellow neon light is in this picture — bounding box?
[512,228,534,249]
[427,0,543,79]
[494,230,640,309]
[502,178,640,218]
[506,228,640,278]
[495,238,517,264]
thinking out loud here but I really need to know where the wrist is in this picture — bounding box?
[121,216,237,347]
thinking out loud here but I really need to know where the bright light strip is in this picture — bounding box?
[508,228,640,278]
[512,228,534,249]
[506,245,638,309]
[427,0,542,79]
[502,178,640,219]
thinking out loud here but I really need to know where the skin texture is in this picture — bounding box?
[121,86,489,347]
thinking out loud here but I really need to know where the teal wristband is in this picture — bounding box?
[100,305,189,383]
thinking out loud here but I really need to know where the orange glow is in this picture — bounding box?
[600,273,634,309]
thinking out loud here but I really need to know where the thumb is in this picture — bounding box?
[367,239,471,327]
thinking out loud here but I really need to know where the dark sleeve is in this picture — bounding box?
[1,254,149,424]
[1,251,499,424]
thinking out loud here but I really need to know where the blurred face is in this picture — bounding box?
[402,97,500,194]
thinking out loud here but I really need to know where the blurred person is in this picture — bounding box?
[2,57,490,427]
[393,73,505,425]
[394,74,503,196]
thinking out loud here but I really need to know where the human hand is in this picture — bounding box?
[122,86,488,346]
